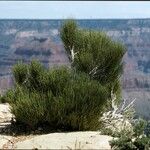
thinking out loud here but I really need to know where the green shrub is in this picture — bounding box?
[0,94,2,103]
[13,61,28,85]
[27,60,45,90]
[133,119,147,137]
[9,61,109,130]
[145,121,150,137]
[0,89,15,103]
[110,119,150,150]
[61,20,126,105]
[47,66,72,96]
[5,19,126,132]
[110,136,136,150]
[11,89,48,129]
[134,137,150,150]
[46,74,109,130]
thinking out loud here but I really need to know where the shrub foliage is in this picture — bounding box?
[4,19,126,131]
[110,119,150,150]
[7,61,109,130]
[61,19,126,105]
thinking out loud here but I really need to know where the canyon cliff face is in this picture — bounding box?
[0,19,150,119]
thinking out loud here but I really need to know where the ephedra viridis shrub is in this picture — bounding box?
[5,19,125,131]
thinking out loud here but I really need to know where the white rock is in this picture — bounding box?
[0,135,13,149]
[15,132,112,149]
[0,103,13,123]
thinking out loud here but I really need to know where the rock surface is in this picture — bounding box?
[15,132,112,149]
[0,135,12,149]
[0,103,13,134]
[0,103,14,149]
[0,103,13,123]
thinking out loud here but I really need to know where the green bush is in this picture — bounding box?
[110,136,136,150]
[0,94,2,103]
[0,89,15,103]
[13,61,28,85]
[5,19,126,132]
[11,89,48,129]
[134,137,150,150]
[145,121,150,137]
[46,74,109,130]
[110,135,150,150]
[110,119,150,150]
[9,61,109,130]
[61,20,126,84]
[61,20,126,106]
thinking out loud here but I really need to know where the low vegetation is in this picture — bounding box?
[110,119,150,150]
[4,61,109,130]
